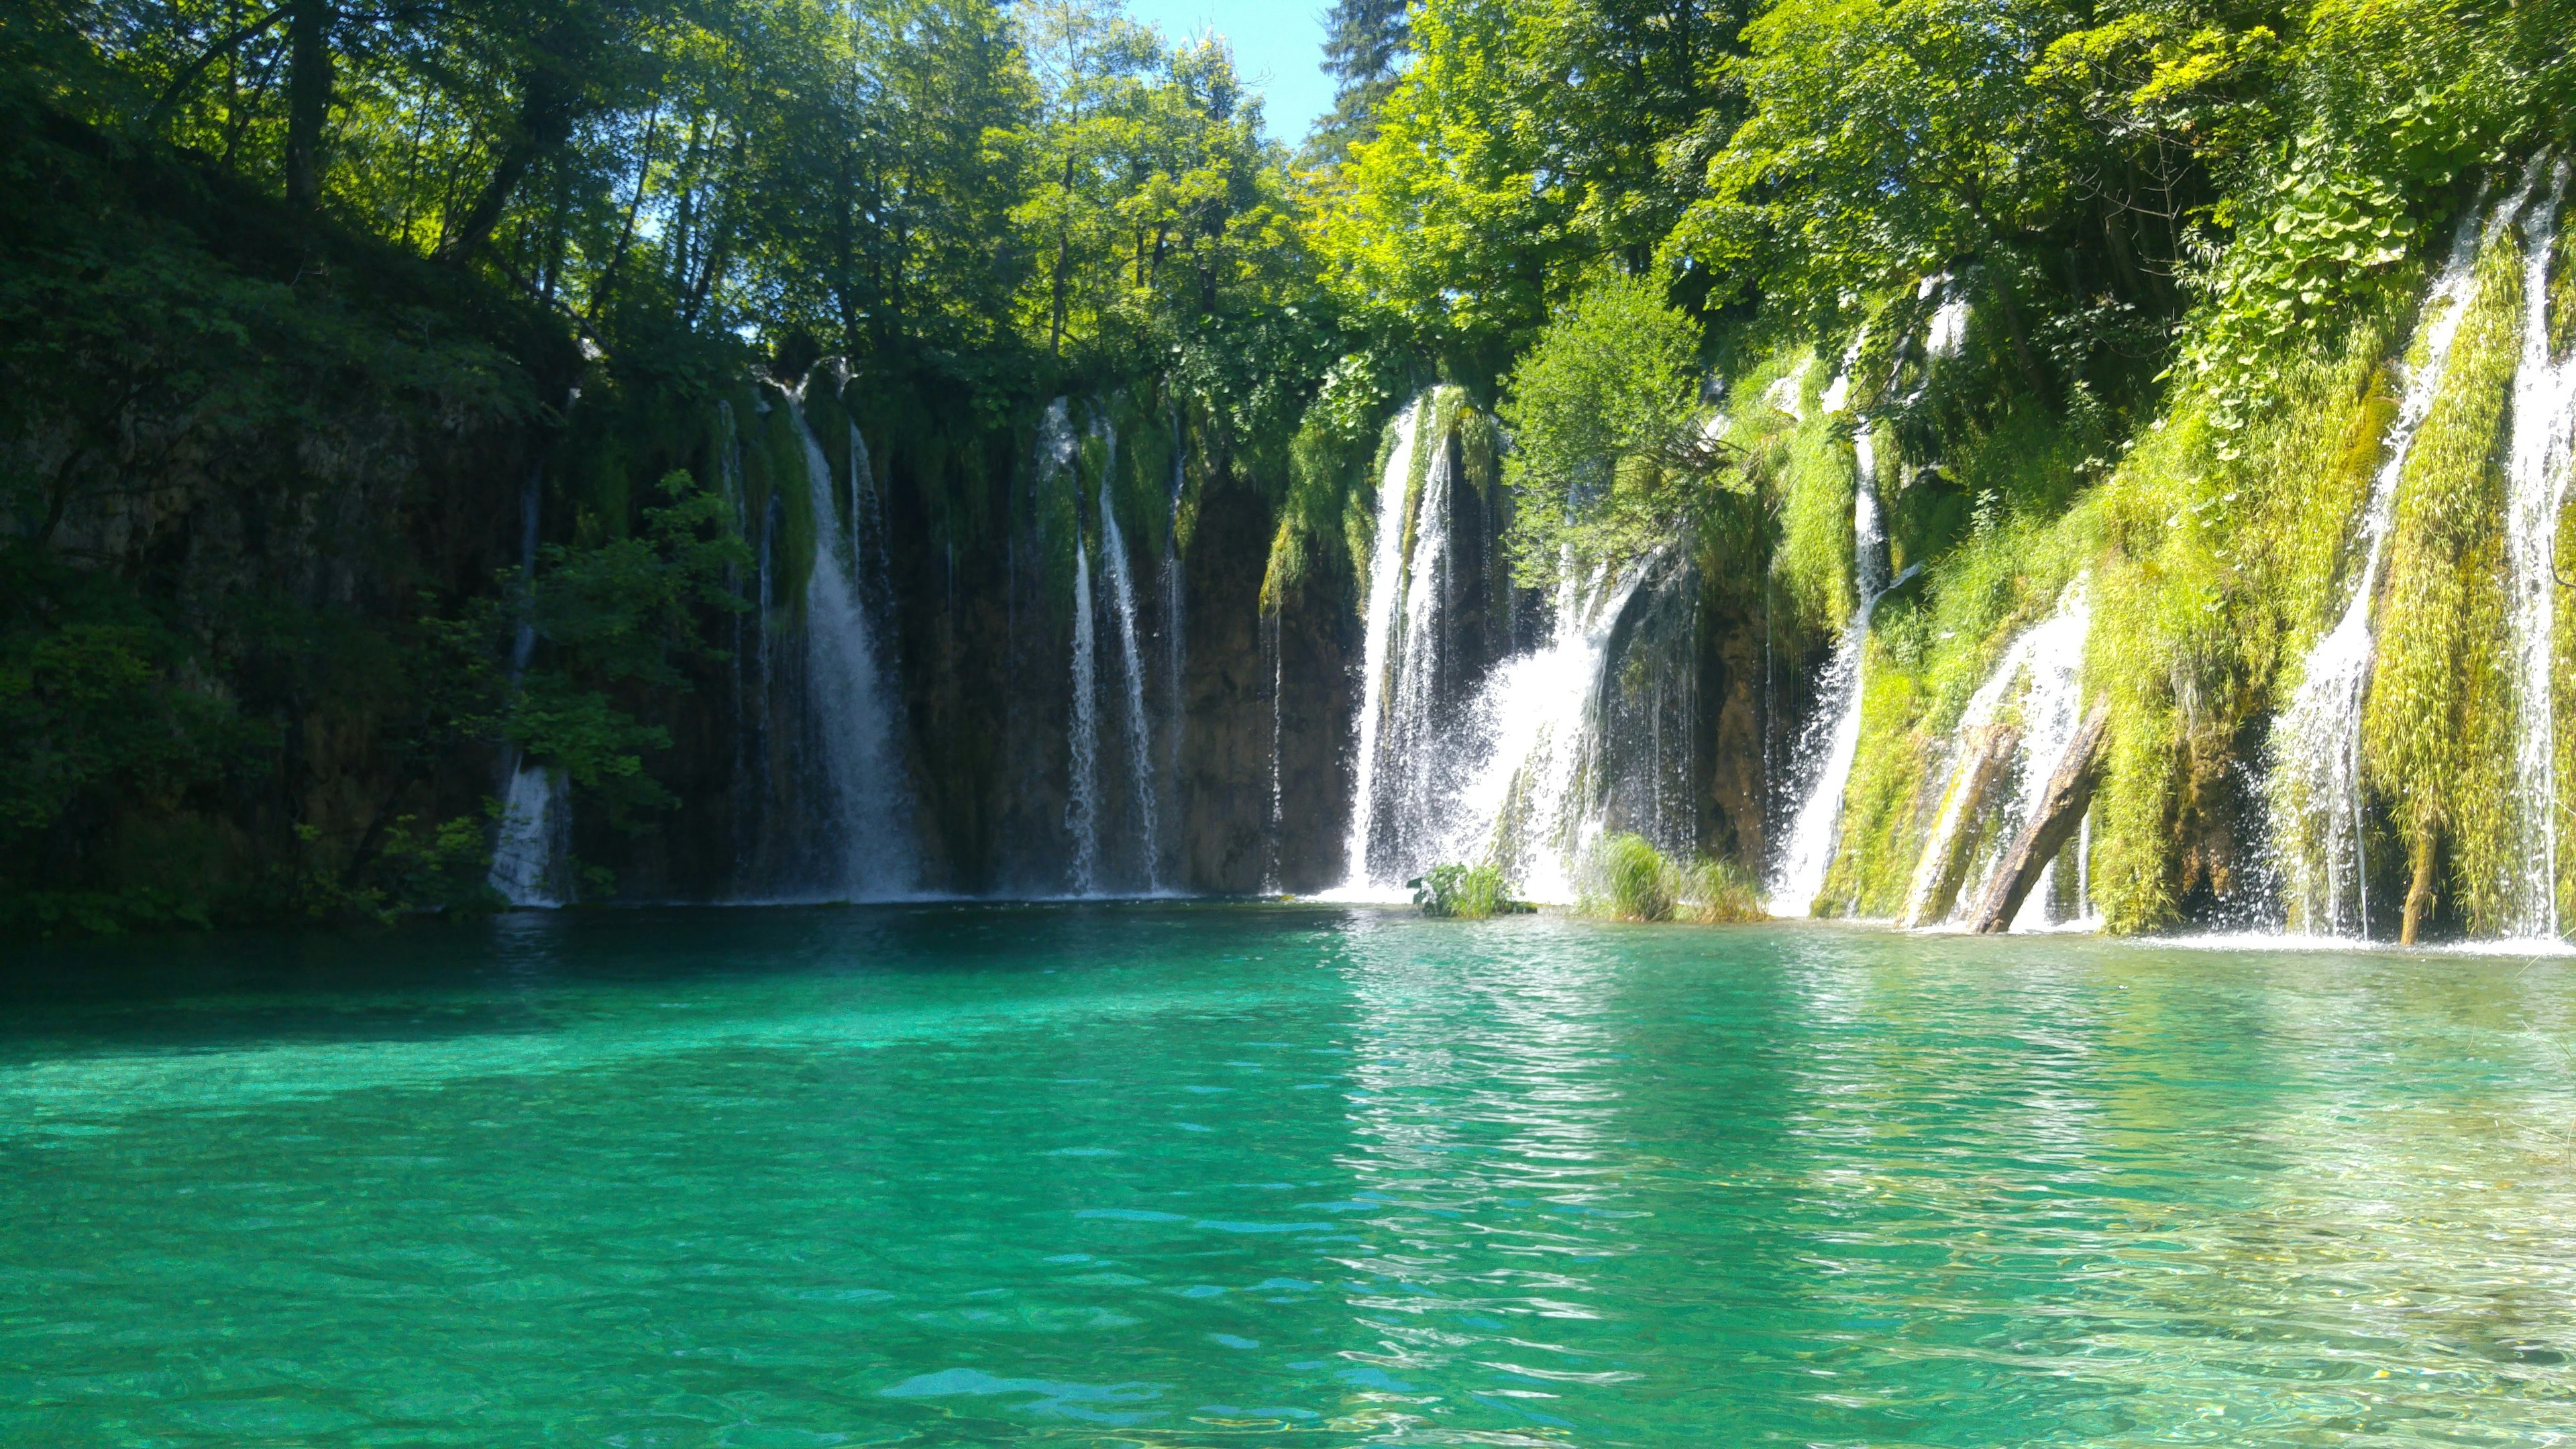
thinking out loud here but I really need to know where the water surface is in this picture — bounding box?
[6,908,2576,1446]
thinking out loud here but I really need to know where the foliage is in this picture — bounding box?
[1499,273,1733,584]
[2361,207,2523,933]
[1582,833,1678,921]
[1410,861,1526,918]
[1678,855,1766,922]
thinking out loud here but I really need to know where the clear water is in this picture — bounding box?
[7,910,2576,1446]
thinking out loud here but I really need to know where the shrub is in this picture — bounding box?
[1585,834,1679,921]
[1409,863,1527,918]
[1678,857,1767,923]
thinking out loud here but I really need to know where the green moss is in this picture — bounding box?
[1817,656,1931,916]
[2072,273,2406,932]
[2557,494,2576,924]
[1770,405,1858,639]
[2551,225,2575,362]
[2363,221,2524,934]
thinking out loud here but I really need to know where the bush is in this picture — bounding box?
[1586,834,1679,921]
[1678,856,1767,923]
[1409,863,1528,918]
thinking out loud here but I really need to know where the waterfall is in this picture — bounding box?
[1436,563,1656,902]
[1097,470,1162,892]
[2506,159,2573,939]
[782,386,915,900]
[489,462,570,907]
[1764,574,1913,917]
[1044,401,1102,895]
[2269,188,2506,936]
[1341,399,1425,887]
[1765,339,1900,918]
[489,763,571,906]
[1371,427,1460,877]
[1998,583,2096,929]
[1900,578,2092,928]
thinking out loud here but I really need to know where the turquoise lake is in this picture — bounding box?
[5,908,2576,1446]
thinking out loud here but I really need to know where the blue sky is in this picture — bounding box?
[1120,1,1336,142]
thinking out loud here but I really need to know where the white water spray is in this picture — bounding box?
[1433,563,1656,902]
[2504,160,2573,938]
[2270,186,2512,936]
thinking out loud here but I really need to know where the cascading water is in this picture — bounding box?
[490,462,570,907]
[1434,562,1656,902]
[2504,159,2573,939]
[1900,578,2093,929]
[1340,400,1425,888]
[1765,338,1902,918]
[1044,401,1104,896]
[1096,467,1162,892]
[1763,577,1911,918]
[1370,427,1460,875]
[780,386,915,900]
[488,763,570,906]
[2269,189,2506,936]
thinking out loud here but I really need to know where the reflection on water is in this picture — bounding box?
[3,909,2574,1446]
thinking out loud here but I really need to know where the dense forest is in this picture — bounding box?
[2,0,2570,939]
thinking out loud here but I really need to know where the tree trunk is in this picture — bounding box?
[1899,722,2020,928]
[1988,266,2048,400]
[284,0,333,209]
[1049,151,1075,357]
[1970,703,2110,934]
[440,69,575,266]
[2401,827,2438,945]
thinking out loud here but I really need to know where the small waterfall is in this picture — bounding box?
[1370,427,1460,877]
[781,384,915,900]
[489,462,571,907]
[1763,576,1911,916]
[1045,401,1102,896]
[1341,400,1425,887]
[2505,160,2574,938]
[1436,563,1656,902]
[489,763,571,906]
[2269,189,2505,936]
[1901,579,2092,928]
[1765,340,1900,918]
[1998,584,2094,928]
[1096,469,1162,892]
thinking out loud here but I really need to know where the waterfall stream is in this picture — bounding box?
[1765,341,1900,918]
[2269,187,2510,936]
[1901,578,2093,929]
[1436,564,1656,902]
[1341,400,1425,887]
[2505,160,2573,938]
[781,386,915,900]
[489,460,569,906]
[1097,470,1162,892]
[1042,397,1173,896]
